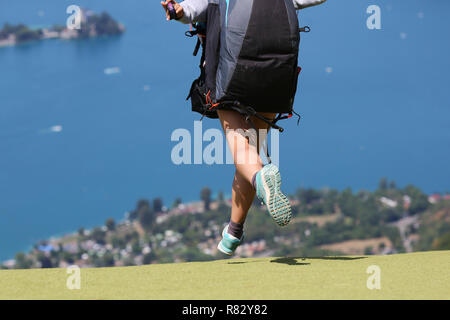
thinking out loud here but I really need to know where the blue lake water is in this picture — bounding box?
[1,0,449,261]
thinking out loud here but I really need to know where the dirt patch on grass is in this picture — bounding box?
[292,213,340,227]
[319,237,393,255]
[429,208,450,223]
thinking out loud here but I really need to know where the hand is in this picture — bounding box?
[161,0,184,21]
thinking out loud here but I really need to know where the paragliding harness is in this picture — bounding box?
[185,15,309,133]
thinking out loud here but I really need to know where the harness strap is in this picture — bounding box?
[214,100,288,132]
[193,38,201,56]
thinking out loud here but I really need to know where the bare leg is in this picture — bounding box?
[218,109,277,224]
[230,170,254,223]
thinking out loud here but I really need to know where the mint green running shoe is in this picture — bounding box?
[255,164,292,226]
[217,225,244,256]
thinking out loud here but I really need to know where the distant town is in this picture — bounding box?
[0,9,125,48]
[2,179,450,269]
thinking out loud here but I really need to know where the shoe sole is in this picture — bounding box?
[261,165,292,226]
[217,242,233,256]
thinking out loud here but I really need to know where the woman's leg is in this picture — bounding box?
[217,109,276,225]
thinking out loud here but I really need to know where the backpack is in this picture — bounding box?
[186,0,308,131]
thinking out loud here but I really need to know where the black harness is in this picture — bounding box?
[185,22,307,133]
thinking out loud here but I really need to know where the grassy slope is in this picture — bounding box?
[0,251,449,300]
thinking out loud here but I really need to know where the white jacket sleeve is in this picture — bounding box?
[178,0,209,24]
[177,0,326,25]
[293,0,327,10]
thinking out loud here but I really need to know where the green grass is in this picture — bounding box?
[1,250,449,299]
